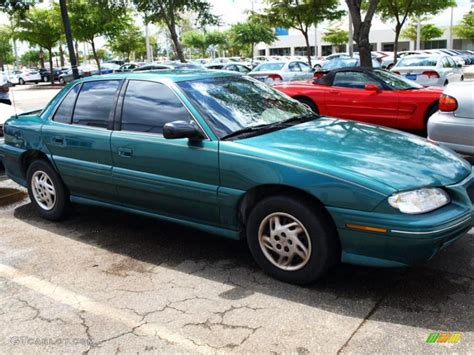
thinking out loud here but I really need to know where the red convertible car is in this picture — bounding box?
[274,68,443,131]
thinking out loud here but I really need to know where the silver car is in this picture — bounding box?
[391,55,464,86]
[249,60,314,85]
[428,82,474,155]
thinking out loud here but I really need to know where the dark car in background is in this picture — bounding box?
[39,68,64,83]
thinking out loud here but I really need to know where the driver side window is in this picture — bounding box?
[120,80,193,134]
[333,72,380,89]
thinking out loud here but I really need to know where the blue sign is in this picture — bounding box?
[275,28,289,36]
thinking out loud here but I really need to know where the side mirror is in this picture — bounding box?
[163,120,204,140]
[364,84,381,93]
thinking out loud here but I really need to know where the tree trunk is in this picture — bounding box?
[393,22,402,66]
[251,42,254,61]
[0,61,4,72]
[59,45,65,67]
[39,48,45,69]
[90,39,101,73]
[167,22,186,63]
[75,41,80,66]
[303,31,312,67]
[48,48,54,85]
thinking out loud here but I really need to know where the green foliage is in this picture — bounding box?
[263,0,344,65]
[377,0,456,22]
[20,48,48,66]
[229,19,276,59]
[322,28,349,46]
[133,0,219,62]
[401,22,444,41]
[88,48,109,61]
[182,31,207,56]
[16,7,62,53]
[454,11,474,40]
[108,24,145,61]
[0,26,14,67]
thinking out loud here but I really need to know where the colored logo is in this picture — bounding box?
[426,332,462,344]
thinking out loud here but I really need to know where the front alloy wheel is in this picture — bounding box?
[258,212,312,271]
[246,195,340,285]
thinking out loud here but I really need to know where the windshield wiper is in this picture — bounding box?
[221,113,318,141]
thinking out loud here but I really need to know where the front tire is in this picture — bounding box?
[246,196,339,285]
[27,160,70,221]
[19,78,25,85]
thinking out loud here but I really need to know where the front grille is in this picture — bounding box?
[467,182,474,204]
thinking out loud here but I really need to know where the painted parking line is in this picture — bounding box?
[0,263,212,353]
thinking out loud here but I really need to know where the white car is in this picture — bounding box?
[11,69,41,85]
[391,55,464,86]
[0,104,21,138]
[248,60,314,85]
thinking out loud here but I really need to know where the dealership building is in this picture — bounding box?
[255,5,474,57]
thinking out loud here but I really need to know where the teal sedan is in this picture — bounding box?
[0,70,473,284]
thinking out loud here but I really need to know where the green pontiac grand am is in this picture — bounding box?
[0,70,473,284]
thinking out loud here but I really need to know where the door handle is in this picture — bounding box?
[52,136,65,145]
[118,148,133,158]
[329,90,340,95]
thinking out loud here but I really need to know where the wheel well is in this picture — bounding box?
[238,184,336,230]
[293,96,319,114]
[425,100,439,124]
[20,150,49,178]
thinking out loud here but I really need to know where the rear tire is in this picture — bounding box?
[26,159,70,221]
[444,80,449,86]
[246,195,339,285]
[460,75,464,81]
[296,97,319,114]
[19,78,25,85]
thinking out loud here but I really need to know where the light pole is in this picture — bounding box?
[348,12,353,57]
[59,0,79,80]
[416,18,421,50]
[448,6,454,49]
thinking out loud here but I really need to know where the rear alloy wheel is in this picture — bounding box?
[296,97,319,114]
[246,196,339,284]
[43,76,48,82]
[19,78,25,85]
[27,160,70,221]
[59,77,65,85]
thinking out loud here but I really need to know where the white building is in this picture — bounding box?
[256,25,474,57]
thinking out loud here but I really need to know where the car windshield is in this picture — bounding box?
[323,58,358,70]
[253,63,285,72]
[397,57,437,67]
[372,69,423,89]
[178,76,312,139]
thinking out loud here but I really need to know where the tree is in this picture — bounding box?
[263,0,344,66]
[454,11,474,40]
[322,28,349,53]
[205,31,227,57]
[133,0,219,63]
[16,7,62,83]
[377,0,455,65]
[182,30,208,57]
[0,26,14,71]
[401,22,443,42]
[69,0,129,72]
[345,0,380,67]
[230,19,276,61]
[20,49,48,67]
[108,24,145,61]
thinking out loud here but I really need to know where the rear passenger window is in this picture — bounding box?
[121,80,192,134]
[73,80,120,128]
[53,84,79,124]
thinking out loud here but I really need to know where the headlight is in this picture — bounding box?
[388,188,450,214]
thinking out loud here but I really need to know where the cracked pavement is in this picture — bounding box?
[0,176,472,354]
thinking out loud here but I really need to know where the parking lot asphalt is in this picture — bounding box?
[1,82,473,354]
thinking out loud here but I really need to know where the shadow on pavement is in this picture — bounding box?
[12,201,474,332]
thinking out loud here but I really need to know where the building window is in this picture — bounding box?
[422,40,447,49]
[322,45,332,56]
[258,49,266,56]
[294,46,315,56]
[269,47,291,56]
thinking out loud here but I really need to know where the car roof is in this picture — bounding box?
[77,70,238,83]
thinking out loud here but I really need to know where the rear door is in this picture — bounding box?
[110,79,220,225]
[324,71,399,127]
[42,80,122,201]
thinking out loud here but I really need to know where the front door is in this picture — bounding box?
[324,71,399,127]
[42,80,122,201]
[110,80,220,226]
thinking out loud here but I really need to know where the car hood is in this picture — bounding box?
[233,117,471,192]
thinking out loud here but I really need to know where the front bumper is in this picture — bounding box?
[328,171,474,267]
